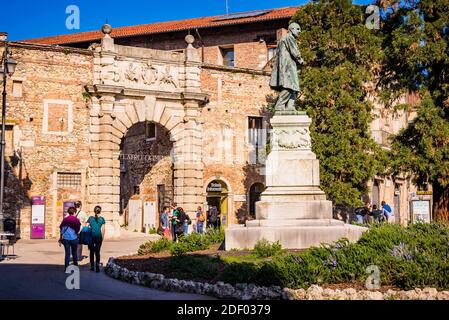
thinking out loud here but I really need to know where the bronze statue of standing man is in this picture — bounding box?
[270,23,304,112]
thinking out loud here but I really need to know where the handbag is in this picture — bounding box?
[79,226,93,246]
[163,228,171,239]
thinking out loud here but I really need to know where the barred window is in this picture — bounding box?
[57,172,81,188]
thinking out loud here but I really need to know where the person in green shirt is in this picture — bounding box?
[87,206,105,272]
[170,203,179,241]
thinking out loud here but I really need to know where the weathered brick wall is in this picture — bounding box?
[82,22,286,70]
[200,65,273,223]
[3,43,93,239]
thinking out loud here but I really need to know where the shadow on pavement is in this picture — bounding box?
[0,263,211,300]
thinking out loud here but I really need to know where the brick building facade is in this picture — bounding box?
[1,7,428,239]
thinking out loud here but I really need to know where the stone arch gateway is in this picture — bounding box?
[85,27,208,238]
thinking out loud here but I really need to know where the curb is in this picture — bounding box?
[104,257,449,300]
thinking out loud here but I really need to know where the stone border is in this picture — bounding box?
[105,257,449,300]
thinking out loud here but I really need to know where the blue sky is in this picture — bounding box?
[2,0,375,41]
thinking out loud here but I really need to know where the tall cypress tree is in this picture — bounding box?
[379,0,449,221]
[291,0,387,207]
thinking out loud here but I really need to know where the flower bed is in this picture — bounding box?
[106,222,449,299]
[104,258,449,300]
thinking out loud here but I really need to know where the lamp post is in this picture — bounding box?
[0,32,17,232]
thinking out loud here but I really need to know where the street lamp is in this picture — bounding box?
[0,32,17,232]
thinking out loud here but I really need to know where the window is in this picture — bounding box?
[5,124,14,157]
[57,172,81,188]
[221,47,235,67]
[12,80,23,97]
[248,117,263,145]
[248,117,264,165]
[145,122,156,141]
[268,46,276,61]
[133,186,140,195]
[42,99,73,134]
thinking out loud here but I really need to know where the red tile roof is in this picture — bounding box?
[21,7,298,45]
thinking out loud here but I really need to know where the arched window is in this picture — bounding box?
[249,183,265,218]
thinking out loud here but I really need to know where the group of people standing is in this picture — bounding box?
[355,201,394,224]
[159,203,191,241]
[159,203,221,241]
[59,201,106,272]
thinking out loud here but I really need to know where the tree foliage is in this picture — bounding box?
[379,0,449,221]
[291,0,387,206]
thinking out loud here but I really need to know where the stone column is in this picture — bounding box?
[172,35,206,220]
[88,94,121,239]
[173,101,204,216]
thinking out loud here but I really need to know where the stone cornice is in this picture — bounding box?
[4,41,93,56]
[202,63,270,76]
[85,84,209,104]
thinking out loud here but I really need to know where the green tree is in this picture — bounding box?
[379,0,449,221]
[291,0,387,206]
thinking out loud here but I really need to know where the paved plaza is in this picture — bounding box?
[0,231,212,300]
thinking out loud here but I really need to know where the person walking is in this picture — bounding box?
[381,201,394,223]
[59,207,81,272]
[208,206,218,229]
[87,206,106,272]
[74,201,88,261]
[196,206,205,235]
[160,206,170,239]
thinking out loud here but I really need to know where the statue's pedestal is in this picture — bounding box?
[225,112,366,250]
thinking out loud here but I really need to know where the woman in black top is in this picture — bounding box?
[175,207,187,240]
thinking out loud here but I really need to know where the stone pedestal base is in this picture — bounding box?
[225,112,366,250]
[225,222,365,250]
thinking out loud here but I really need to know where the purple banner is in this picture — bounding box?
[31,224,45,239]
[31,196,45,239]
[31,196,45,206]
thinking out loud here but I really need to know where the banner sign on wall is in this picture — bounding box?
[63,201,75,218]
[31,196,45,239]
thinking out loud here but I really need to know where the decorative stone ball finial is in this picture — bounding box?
[185,34,195,47]
[102,23,113,38]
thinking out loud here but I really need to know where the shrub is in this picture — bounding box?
[222,222,449,290]
[170,242,190,256]
[222,262,261,284]
[137,241,152,255]
[151,237,173,253]
[135,222,449,290]
[137,237,172,255]
[253,239,283,258]
[203,227,226,245]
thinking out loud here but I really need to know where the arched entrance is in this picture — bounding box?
[119,121,173,232]
[206,180,229,227]
[249,182,265,219]
[86,30,208,238]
